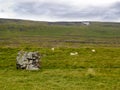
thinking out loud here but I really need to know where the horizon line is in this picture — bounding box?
[0,18,120,23]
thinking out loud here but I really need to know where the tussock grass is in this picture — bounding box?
[0,47,120,90]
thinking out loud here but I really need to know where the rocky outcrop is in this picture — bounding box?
[16,50,41,70]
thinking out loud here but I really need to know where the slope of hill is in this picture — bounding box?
[0,19,120,90]
[0,18,120,47]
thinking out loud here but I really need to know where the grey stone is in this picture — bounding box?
[16,50,41,70]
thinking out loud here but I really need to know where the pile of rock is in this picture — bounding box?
[16,50,41,70]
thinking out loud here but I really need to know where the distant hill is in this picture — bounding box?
[0,18,120,47]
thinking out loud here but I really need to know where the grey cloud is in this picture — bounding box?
[0,9,5,13]
[13,2,71,17]
[13,1,120,21]
[110,2,120,16]
[60,7,106,19]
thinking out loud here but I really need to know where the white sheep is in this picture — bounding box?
[51,48,55,51]
[91,49,96,52]
[70,52,78,56]
[70,52,75,56]
[75,52,78,55]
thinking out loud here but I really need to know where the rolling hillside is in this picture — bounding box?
[0,18,120,47]
[0,19,120,90]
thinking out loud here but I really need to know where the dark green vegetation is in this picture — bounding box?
[0,19,120,90]
[0,19,120,47]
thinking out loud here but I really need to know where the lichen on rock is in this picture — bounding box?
[16,50,41,70]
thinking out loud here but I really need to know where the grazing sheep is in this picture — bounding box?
[91,49,96,52]
[75,52,78,55]
[70,52,78,56]
[51,48,55,51]
[70,52,75,56]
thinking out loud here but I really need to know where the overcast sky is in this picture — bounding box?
[0,0,120,22]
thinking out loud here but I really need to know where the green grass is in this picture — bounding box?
[0,19,120,47]
[0,47,120,90]
[0,19,120,90]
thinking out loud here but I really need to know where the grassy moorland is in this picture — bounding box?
[0,19,120,90]
[0,19,120,47]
